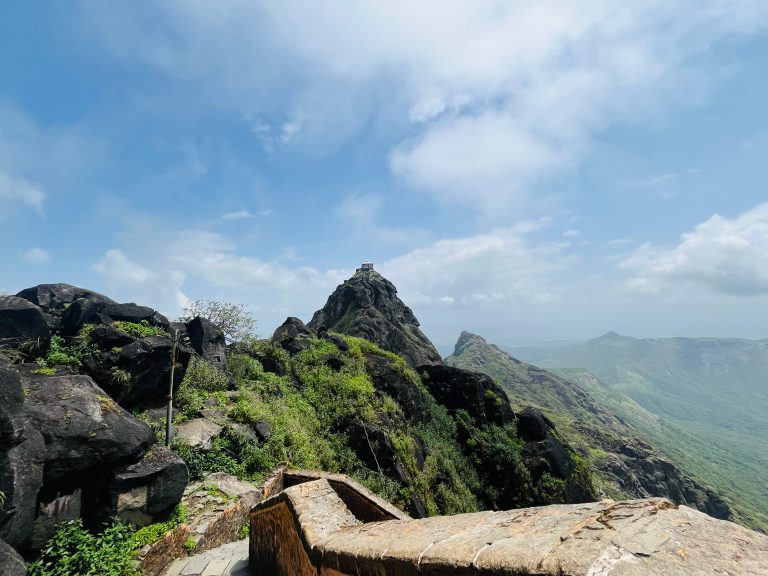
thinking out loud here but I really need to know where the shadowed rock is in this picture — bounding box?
[309,264,441,368]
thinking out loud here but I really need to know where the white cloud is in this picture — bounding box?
[0,172,44,215]
[94,249,155,284]
[78,1,768,215]
[620,202,768,295]
[380,222,574,308]
[22,248,50,264]
[222,210,255,220]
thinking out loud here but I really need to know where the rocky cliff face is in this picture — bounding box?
[308,266,441,367]
[446,331,732,521]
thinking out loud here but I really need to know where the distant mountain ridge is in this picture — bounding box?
[445,331,731,521]
[509,332,768,532]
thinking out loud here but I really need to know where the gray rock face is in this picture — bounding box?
[0,367,44,549]
[308,268,441,367]
[110,446,189,527]
[0,538,26,576]
[21,372,153,486]
[175,418,223,450]
[0,296,51,352]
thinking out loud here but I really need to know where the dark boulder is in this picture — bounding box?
[364,353,427,421]
[102,302,166,326]
[60,298,112,336]
[0,538,26,576]
[252,420,273,443]
[87,325,135,350]
[21,372,153,487]
[0,296,51,353]
[84,335,191,409]
[186,316,227,368]
[16,283,115,312]
[0,367,44,549]
[516,406,554,442]
[418,364,514,426]
[272,317,313,354]
[308,265,442,367]
[108,446,188,527]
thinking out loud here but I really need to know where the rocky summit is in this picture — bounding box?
[308,263,442,368]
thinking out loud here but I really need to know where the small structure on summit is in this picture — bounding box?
[358,261,374,273]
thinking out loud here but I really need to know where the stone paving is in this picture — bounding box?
[162,539,249,576]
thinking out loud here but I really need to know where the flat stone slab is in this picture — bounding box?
[251,480,768,576]
[163,539,248,576]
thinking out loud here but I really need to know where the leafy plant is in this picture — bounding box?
[130,504,188,549]
[112,320,167,339]
[28,519,138,576]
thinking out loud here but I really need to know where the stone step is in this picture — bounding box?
[162,539,249,576]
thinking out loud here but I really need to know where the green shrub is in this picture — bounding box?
[130,505,187,549]
[112,320,167,339]
[28,519,138,576]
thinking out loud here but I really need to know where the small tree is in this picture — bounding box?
[178,300,257,344]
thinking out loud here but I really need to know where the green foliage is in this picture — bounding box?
[31,366,56,375]
[0,490,5,509]
[28,519,138,576]
[130,505,187,549]
[175,356,230,417]
[112,320,167,339]
[183,536,197,551]
[110,367,131,386]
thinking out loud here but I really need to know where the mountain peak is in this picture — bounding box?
[308,265,442,367]
[453,331,487,356]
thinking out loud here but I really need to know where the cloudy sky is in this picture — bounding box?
[2,1,768,352]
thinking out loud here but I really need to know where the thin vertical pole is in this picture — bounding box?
[166,329,178,447]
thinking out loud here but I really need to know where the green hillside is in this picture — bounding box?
[511,333,768,531]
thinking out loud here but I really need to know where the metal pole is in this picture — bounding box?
[166,329,178,447]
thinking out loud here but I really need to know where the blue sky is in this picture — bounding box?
[2,1,768,352]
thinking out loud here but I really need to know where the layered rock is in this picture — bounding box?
[308,264,441,367]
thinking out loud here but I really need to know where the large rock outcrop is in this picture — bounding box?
[15,283,190,409]
[308,264,441,367]
[0,366,44,549]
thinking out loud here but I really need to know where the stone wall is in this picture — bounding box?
[249,474,768,576]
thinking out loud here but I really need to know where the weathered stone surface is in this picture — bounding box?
[21,372,153,485]
[175,418,223,450]
[0,538,26,576]
[308,266,442,368]
[0,366,44,548]
[251,475,768,576]
[111,445,188,526]
[0,295,51,352]
[186,316,228,369]
[140,472,263,576]
[16,283,116,312]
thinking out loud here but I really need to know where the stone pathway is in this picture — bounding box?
[162,539,249,576]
